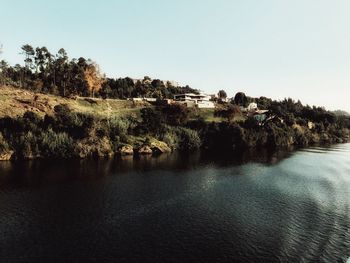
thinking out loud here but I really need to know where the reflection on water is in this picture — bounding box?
[0,148,294,189]
[0,145,350,262]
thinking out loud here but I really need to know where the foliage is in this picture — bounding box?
[140,107,165,135]
[161,104,190,126]
[233,92,248,106]
[175,127,201,150]
[84,62,104,97]
[161,129,180,150]
[214,104,241,122]
[0,132,10,152]
[1,45,350,158]
[40,129,74,158]
[0,44,199,99]
[218,90,227,99]
[16,131,40,158]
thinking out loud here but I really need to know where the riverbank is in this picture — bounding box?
[0,106,348,161]
[0,86,349,161]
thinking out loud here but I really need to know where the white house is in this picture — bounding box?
[173,93,215,108]
[247,102,258,112]
[143,98,157,102]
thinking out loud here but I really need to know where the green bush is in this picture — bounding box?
[214,104,241,122]
[162,129,180,150]
[40,129,74,158]
[161,104,190,126]
[160,126,201,151]
[0,132,10,152]
[176,127,201,150]
[109,117,129,136]
[265,123,294,147]
[16,131,40,159]
[140,107,165,135]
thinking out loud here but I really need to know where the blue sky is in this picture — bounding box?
[1,0,350,111]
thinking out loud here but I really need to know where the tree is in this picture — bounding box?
[234,92,248,106]
[20,44,35,87]
[55,48,69,95]
[83,62,105,97]
[143,76,152,84]
[21,44,35,69]
[0,60,8,85]
[34,47,51,74]
[218,90,227,100]
[140,107,165,134]
[215,104,241,122]
[0,44,202,100]
[0,45,8,85]
[151,79,163,88]
[256,96,272,110]
[162,104,190,126]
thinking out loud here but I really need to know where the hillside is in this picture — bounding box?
[0,86,148,118]
[0,86,228,122]
[0,85,349,161]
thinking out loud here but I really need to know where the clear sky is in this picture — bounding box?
[1,0,350,111]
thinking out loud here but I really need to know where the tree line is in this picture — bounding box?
[0,44,199,99]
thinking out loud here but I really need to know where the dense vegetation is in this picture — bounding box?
[0,44,349,160]
[0,104,202,159]
[207,96,350,150]
[0,44,198,99]
[0,96,349,160]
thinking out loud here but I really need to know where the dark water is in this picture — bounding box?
[0,145,350,263]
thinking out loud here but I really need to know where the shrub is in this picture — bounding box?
[214,105,241,122]
[109,117,130,140]
[140,107,165,134]
[162,129,180,150]
[265,123,294,147]
[23,111,41,125]
[161,104,190,126]
[40,129,75,158]
[176,127,201,150]
[0,132,10,152]
[52,105,87,137]
[243,117,259,129]
[16,131,40,159]
[201,122,245,151]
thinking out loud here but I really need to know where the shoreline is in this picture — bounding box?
[1,140,348,162]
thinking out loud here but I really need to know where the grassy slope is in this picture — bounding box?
[0,86,147,118]
[0,86,241,122]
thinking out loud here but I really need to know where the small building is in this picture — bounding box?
[246,109,269,125]
[129,98,143,102]
[247,102,258,112]
[252,110,269,122]
[128,97,157,103]
[143,98,157,103]
[173,93,215,108]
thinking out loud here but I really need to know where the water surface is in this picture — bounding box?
[0,145,350,262]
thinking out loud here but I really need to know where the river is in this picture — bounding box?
[0,145,350,262]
